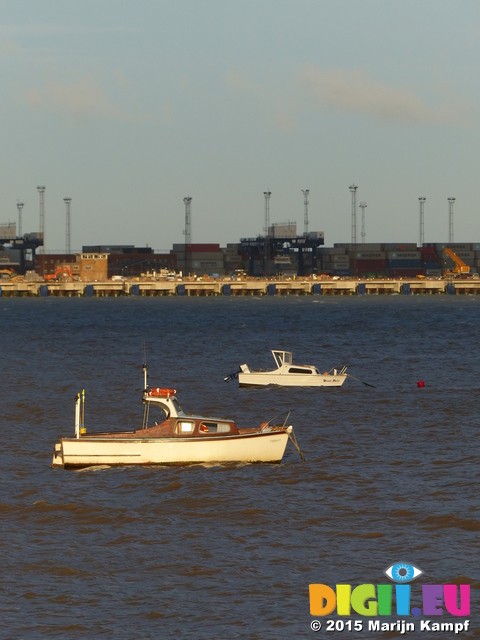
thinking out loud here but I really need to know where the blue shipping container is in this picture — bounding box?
[387,260,422,269]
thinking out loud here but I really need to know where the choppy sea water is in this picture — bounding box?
[0,295,478,639]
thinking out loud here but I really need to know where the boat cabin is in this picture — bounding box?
[142,387,239,436]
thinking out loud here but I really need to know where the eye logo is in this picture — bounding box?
[384,562,423,583]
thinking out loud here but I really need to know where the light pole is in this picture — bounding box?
[349,184,358,246]
[448,197,455,244]
[302,189,309,236]
[418,197,426,246]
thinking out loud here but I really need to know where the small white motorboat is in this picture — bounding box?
[51,365,303,469]
[235,350,348,388]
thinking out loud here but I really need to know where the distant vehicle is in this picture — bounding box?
[111,275,125,282]
[45,267,75,281]
[231,269,247,280]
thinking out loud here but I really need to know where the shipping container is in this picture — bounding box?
[355,259,388,269]
[388,260,422,269]
[423,262,440,269]
[191,252,224,261]
[425,269,442,277]
[435,243,471,252]
[330,256,351,264]
[420,246,438,255]
[384,243,417,251]
[321,256,349,265]
[388,251,421,260]
[335,243,384,251]
[173,243,221,252]
[357,243,383,251]
[322,247,347,255]
[332,269,351,277]
[448,251,474,260]
[355,251,386,259]
[336,243,384,251]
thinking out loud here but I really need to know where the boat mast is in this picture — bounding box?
[80,389,85,435]
[143,363,148,390]
[142,355,149,429]
[75,393,80,438]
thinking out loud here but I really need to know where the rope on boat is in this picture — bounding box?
[288,427,306,463]
[346,373,376,388]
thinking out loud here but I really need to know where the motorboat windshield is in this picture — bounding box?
[272,350,292,368]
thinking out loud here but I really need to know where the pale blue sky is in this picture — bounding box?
[1,0,479,252]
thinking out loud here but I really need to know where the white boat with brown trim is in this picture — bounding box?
[51,366,303,469]
[236,350,347,388]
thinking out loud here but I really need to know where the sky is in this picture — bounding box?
[1,0,480,253]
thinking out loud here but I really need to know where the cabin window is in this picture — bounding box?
[175,420,195,434]
[171,398,183,414]
[199,422,232,434]
[148,405,168,426]
[288,367,312,374]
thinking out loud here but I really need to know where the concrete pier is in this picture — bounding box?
[1,278,480,297]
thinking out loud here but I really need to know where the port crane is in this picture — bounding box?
[444,248,470,276]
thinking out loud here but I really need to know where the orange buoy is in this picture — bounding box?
[148,387,177,397]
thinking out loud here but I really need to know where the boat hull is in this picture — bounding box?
[238,373,346,387]
[52,431,290,469]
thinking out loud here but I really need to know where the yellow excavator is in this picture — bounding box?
[444,248,470,276]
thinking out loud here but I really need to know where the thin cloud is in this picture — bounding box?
[225,71,298,132]
[25,76,124,123]
[224,71,259,93]
[0,38,20,55]
[271,109,297,132]
[0,23,145,37]
[299,65,470,126]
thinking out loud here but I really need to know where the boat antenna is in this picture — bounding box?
[142,340,148,390]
